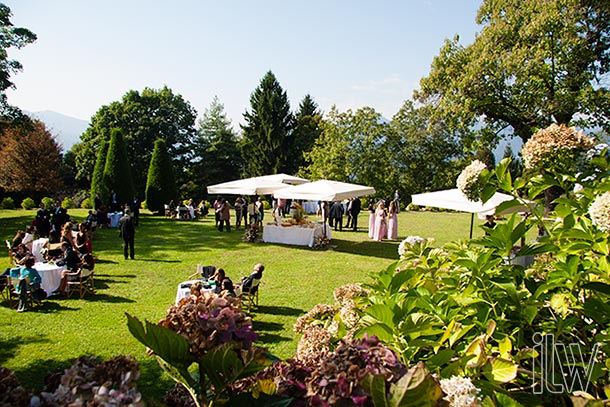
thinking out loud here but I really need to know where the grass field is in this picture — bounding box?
[0,207,485,401]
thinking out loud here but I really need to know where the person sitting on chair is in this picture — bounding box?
[220,278,236,298]
[15,256,43,312]
[52,242,82,296]
[211,268,226,294]
[235,263,264,296]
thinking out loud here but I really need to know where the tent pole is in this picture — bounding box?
[469,213,474,239]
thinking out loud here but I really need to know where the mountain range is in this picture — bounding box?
[26,110,89,152]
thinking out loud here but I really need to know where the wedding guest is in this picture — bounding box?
[75,222,91,255]
[247,198,258,226]
[218,199,231,232]
[35,202,51,238]
[15,256,43,312]
[213,196,223,228]
[329,201,344,231]
[234,196,246,230]
[368,199,375,238]
[372,202,387,241]
[349,197,362,232]
[13,244,32,266]
[211,268,226,294]
[119,209,135,260]
[255,197,264,226]
[11,230,25,248]
[220,278,236,298]
[235,263,264,296]
[61,222,77,251]
[387,200,398,240]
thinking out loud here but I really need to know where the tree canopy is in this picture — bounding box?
[240,71,293,177]
[75,86,197,195]
[146,138,178,214]
[288,94,323,175]
[416,0,610,142]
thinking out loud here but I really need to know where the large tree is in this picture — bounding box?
[103,128,134,208]
[304,106,391,196]
[240,71,293,177]
[416,0,610,143]
[188,96,241,198]
[0,3,36,125]
[146,138,178,215]
[0,120,63,198]
[90,140,109,206]
[288,94,323,175]
[75,86,197,195]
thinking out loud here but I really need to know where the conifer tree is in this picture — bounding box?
[146,138,178,215]
[103,128,134,208]
[288,94,322,174]
[240,71,293,176]
[90,140,109,206]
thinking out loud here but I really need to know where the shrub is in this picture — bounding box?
[263,200,271,210]
[146,139,178,214]
[1,197,15,209]
[41,196,54,210]
[80,197,93,209]
[104,128,134,207]
[61,197,73,209]
[21,197,35,210]
[407,203,420,211]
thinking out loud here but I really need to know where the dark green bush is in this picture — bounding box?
[21,197,35,210]
[1,197,15,209]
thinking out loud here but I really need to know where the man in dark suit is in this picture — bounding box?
[329,201,344,231]
[119,209,135,260]
[350,197,362,231]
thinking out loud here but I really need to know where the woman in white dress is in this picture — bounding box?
[387,200,398,240]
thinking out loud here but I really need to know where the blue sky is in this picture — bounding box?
[5,0,483,129]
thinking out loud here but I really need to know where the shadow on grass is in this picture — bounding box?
[93,259,119,264]
[255,304,304,316]
[0,335,49,366]
[330,238,398,259]
[253,320,294,344]
[130,258,182,263]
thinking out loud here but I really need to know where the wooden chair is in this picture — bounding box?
[5,240,14,266]
[239,278,260,312]
[10,276,41,310]
[66,267,95,299]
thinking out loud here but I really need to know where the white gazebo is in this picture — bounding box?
[207,174,309,196]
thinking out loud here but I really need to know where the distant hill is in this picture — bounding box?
[26,110,89,152]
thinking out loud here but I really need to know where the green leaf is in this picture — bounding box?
[388,362,442,407]
[498,337,512,359]
[483,358,518,383]
[495,391,527,407]
[361,374,389,407]
[365,304,397,328]
[582,282,610,296]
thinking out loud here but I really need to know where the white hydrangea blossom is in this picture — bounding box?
[456,160,487,201]
[398,235,426,257]
[589,192,610,233]
[439,376,482,407]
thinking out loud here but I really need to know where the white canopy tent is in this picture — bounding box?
[411,188,532,238]
[207,174,309,196]
[273,180,375,202]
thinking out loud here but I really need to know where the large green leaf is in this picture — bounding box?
[482,357,518,383]
[387,362,442,407]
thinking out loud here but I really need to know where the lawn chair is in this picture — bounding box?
[239,278,260,312]
[188,264,215,280]
[66,267,95,299]
[5,240,14,266]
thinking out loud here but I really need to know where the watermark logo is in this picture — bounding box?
[532,333,601,394]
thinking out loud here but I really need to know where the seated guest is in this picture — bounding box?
[15,256,43,312]
[75,222,90,255]
[211,268,226,294]
[11,230,25,249]
[54,246,91,295]
[61,222,77,251]
[22,226,35,250]
[220,278,236,298]
[13,243,32,266]
[235,263,264,296]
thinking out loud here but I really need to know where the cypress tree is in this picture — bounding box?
[103,128,134,208]
[146,138,178,215]
[90,140,109,206]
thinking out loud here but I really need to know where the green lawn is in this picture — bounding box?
[0,207,483,401]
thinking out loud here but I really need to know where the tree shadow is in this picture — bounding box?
[254,305,305,317]
[93,259,119,264]
[253,320,294,344]
[330,238,398,259]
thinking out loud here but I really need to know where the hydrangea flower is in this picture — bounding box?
[588,192,610,233]
[398,235,426,257]
[456,160,487,201]
[439,376,481,407]
[333,283,369,304]
[521,123,594,170]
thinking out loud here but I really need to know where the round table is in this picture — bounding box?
[34,262,66,295]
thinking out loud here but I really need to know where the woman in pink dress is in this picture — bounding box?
[367,199,375,238]
[373,202,387,241]
[387,200,398,240]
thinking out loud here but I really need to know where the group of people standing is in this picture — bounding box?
[368,198,399,241]
[214,195,265,232]
[322,198,361,232]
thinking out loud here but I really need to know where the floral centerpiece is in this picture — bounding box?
[292,202,306,224]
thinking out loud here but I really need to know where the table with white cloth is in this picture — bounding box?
[262,222,331,247]
[175,279,215,304]
[34,262,66,295]
[109,212,122,228]
[301,201,320,214]
[31,238,49,262]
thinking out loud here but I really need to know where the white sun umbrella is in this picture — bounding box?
[207,173,309,196]
[273,180,375,202]
[411,188,532,238]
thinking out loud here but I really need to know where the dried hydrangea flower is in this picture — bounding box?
[295,325,333,366]
[589,192,610,233]
[521,123,594,170]
[294,303,338,333]
[456,160,487,201]
[333,283,370,304]
[440,376,481,407]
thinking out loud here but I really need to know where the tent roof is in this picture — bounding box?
[411,188,527,215]
[273,180,375,202]
[207,173,309,195]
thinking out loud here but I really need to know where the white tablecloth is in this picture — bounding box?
[34,262,66,294]
[31,238,49,262]
[262,223,331,247]
[109,212,122,228]
[301,201,320,214]
[175,279,215,304]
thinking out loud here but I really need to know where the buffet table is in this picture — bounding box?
[262,222,331,247]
